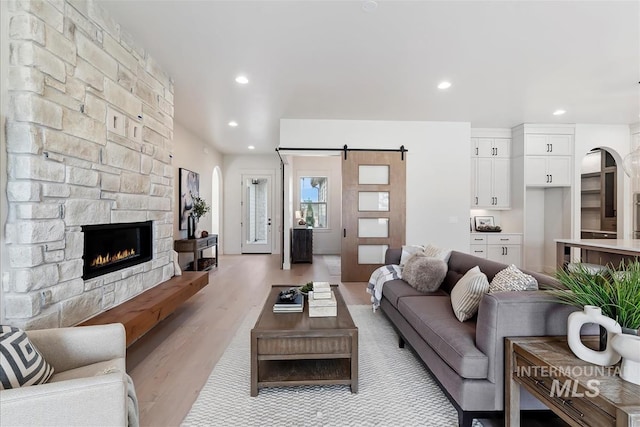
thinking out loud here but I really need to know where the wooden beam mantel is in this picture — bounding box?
[80,271,209,346]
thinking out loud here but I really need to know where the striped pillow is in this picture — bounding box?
[450,266,490,322]
[0,325,54,389]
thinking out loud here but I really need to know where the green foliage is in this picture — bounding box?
[550,261,640,330]
[192,197,211,220]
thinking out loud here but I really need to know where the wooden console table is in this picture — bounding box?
[556,239,640,270]
[174,235,218,271]
[506,336,640,427]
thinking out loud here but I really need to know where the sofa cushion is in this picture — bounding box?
[382,279,447,309]
[397,296,489,379]
[1,325,54,389]
[450,266,490,322]
[403,255,448,293]
[49,358,126,383]
[489,264,538,293]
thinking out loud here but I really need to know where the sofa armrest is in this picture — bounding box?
[0,372,128,426]
[385,248,402,265]
[26,323,126,372]
[476,291,576,384]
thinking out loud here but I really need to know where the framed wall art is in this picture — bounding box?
[179,168,200,230]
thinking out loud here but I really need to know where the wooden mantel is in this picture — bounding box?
[80,271,209,346]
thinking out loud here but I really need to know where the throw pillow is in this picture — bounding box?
[0,325,54,389]
[489,264,538,293]
[400,245,425,266]
[450,266,490,322]
[402,254,448,293]
[422,244,452,262]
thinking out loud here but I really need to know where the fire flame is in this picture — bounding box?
[90,248,136,268]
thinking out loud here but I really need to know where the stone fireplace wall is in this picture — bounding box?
[2,0,175,329]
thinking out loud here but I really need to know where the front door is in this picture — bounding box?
[341,151,406,281]
[241,174,272,254]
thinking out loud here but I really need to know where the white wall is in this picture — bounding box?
[293,156,342,254]
[223,154,282,254]
[172,122,223,257]
[573,124,632,239]
[281,119,472,252]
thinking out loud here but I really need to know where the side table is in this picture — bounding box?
[505,336,640,427]
[174,235,218,271]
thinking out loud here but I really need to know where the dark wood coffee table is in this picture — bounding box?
[250,284,358,396]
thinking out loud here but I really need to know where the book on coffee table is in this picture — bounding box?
[273,292,304,313]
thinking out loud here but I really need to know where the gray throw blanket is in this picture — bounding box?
[126,373,139,427]
[366,265,402,311]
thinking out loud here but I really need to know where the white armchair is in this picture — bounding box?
[0,323,135,427]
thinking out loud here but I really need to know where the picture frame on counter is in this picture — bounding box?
[474,216,495,230]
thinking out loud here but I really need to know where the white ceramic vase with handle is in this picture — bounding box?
[567,305,621,366]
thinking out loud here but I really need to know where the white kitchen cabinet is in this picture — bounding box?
[525,134,572,156]
[470,233,522,267]
[525,155,572,187]
[523,133,573,187]
[471,138,510,158]
[471,157,510,208]
[487,244,522,266]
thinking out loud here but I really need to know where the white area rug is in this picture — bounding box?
[183,305,482,426]
[323,255,341,276]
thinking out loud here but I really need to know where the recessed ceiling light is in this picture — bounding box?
[437,81,452,90]
[235,75,249,84]
[553,109,566,116]
[248,145,255,150]
[228,121,238,127]
[362,0,378,12]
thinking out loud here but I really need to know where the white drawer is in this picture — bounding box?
[470,235,487,244]
[488,234,522,245]
[470,245,488,258]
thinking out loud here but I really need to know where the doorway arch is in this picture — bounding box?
[579,147,622,238]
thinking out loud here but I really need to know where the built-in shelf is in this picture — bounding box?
[581,206,601,210]
[581,172,600,178]
[581,189,600,194]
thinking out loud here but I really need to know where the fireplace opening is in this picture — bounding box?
[82,221,153,280]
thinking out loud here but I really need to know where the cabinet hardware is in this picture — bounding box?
[475,197,478,205]
[500,238,509,241]
[505,247,508,255]
[475,147,478,156]
[343,229,346,238]
[474,250,483,253]
[550,144,553,153]
[549,174,552,183]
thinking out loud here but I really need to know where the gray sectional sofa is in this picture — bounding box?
[380,249,577,427]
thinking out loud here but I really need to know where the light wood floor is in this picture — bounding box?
[127,254,566,427]
[127,254,369,427]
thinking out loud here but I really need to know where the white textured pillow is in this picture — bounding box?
[450,266,490,322]
[422,244,451,262]
[489,265,538,293]
[400,245,425,266]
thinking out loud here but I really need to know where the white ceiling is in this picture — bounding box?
[99,0,639,154]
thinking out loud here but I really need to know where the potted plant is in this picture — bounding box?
[551,261,640,334]
[188,197,211,239]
